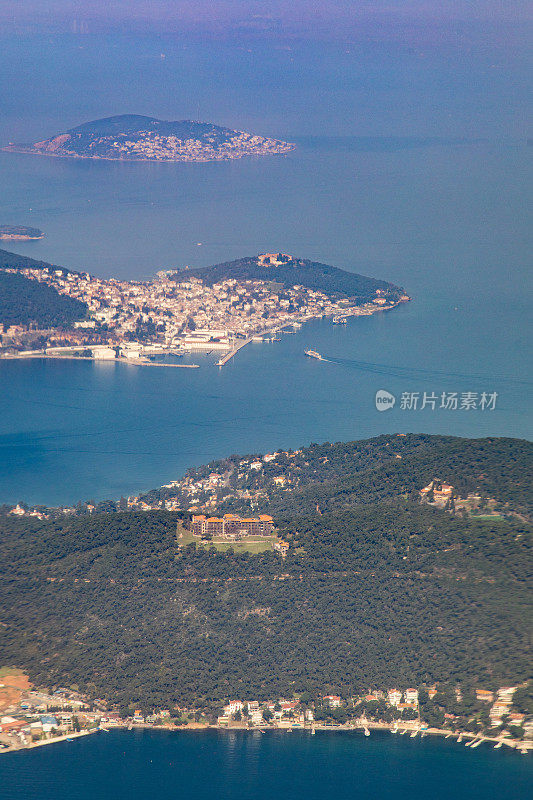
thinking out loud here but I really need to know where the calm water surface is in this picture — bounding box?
[0,34,531,504]
[0,730,531,800]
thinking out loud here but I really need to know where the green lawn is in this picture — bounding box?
[208,538,276,554]
[176,523,196,546]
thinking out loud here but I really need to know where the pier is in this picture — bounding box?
[217,338,252,366]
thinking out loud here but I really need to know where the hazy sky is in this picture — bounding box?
[1,1,531,36]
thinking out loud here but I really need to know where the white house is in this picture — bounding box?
[387,690,402,707]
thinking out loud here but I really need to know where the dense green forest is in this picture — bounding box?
[173,256,404,301]
[0,270,87,328]
[0,436,531,712]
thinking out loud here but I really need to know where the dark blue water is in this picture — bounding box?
[0,33,531,504]
[0,729,531,800]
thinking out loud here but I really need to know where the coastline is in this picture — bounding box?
[0,353,200,368]
[2,721,528,757]
[0,728,98,756]
[1,145,296,163]
[107,720,531,752]
[0,297,409,368]
[0,235,44,241]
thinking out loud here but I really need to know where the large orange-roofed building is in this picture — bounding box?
[191,513,274,539]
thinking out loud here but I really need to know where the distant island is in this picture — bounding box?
[2,114,295,162]
[0,225,44,241]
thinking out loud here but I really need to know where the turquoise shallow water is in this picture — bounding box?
[0,729,531,800]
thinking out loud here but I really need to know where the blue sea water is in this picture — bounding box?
[0,33,531,504]
[0,729,531,800]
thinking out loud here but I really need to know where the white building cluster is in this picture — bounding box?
[3,256,394,354]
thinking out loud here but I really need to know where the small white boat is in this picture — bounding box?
[364,727,370,737]
[470,739,483,748]
[410,730,418,738]
[305,349,323,360]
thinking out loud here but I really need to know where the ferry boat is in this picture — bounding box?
[305,350,323,360]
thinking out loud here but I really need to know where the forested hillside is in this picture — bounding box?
[174,256,404,301]
[0,436,531,712]
[0,270,87,328]
[0,247,72,273]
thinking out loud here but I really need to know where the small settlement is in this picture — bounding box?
[1,671,531,754]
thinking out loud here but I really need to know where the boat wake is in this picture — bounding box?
[319,355,531,387]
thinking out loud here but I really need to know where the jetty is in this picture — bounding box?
[217,338,252,367]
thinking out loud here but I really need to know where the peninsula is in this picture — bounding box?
[0,249,409,362]
[2,114,295,162]
[0,225,44,241]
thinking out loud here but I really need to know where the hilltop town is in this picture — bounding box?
[0,251,407,362]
